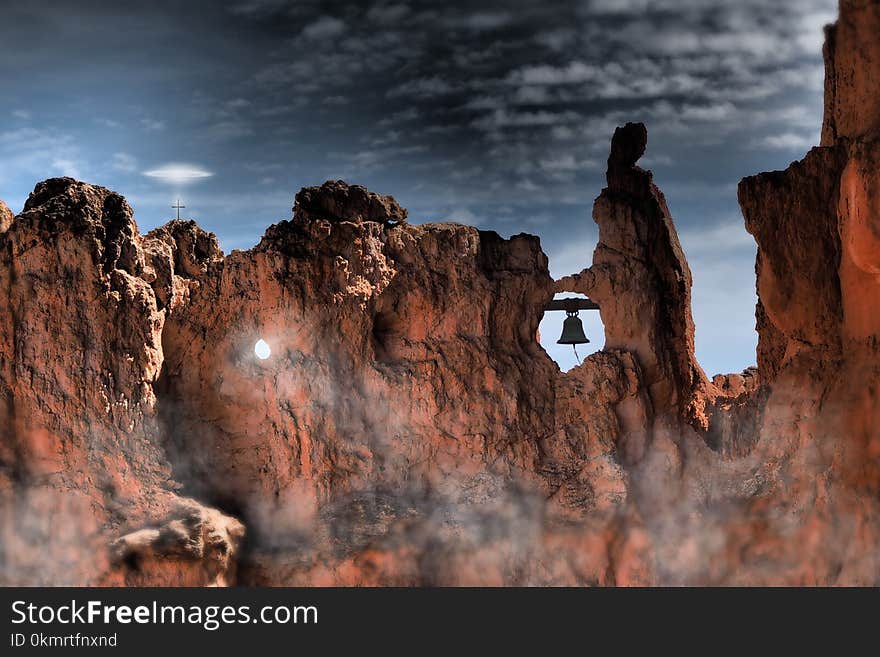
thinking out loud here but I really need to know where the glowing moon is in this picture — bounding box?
[254,339,271,360]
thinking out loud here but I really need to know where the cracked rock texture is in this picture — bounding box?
[2,0,880,586]
[0,180,242,585]
[822,0,880,145]
[0,200,12,233]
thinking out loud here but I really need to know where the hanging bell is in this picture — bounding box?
[557,310,590,345]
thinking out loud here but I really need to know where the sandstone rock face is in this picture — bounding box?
[158,184,561,554]
[294,180,408,225]
[822,0,880,145]
[0,199,13,233]
[0,172,655,585]
[107,498,245,587]
[0,179,242,585]
[739,145,847,378]
[556,122,709,434]
[3,1,880,586]
[729,0,880,584]
[143,219,224,311]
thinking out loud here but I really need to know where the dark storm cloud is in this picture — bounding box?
[0,0,836,374]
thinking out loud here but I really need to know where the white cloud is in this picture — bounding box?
[378,107,420,126]
[472,109,583,130]
[640,154,674,167]
[141,118,165,132]
[509,61,598,86]
[679,102,738,121]
[538,154,601,173]
[546,236,597,280]
[539,154,578,172]
[796,10,838,54]
[0,127,85,184]
[445,208,479,225]
[230,0,290,17]
[111,152,137,173]
[50,158,82,179]
[505,59,707,100]
[208,120,254,140]
[517,179,540,193]
[679,220,755,256]
[12,109,30,120]
[301,16,346,40]
[95,117,122,129]
[143,163,214,186]
[513,86,552,105]
[585,0,653,14]
[535,28,578,52]
[752,131,818,151]
[550,126,576,140]
[366,4,410,24]
[460,12,511,31]
[387,76,454,98]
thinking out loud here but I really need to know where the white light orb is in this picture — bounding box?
[254,339,271,360]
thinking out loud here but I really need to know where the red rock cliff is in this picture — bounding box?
[2,0,880,586]
[0,180,242,585]
[0,199,13,233]
[730,0,880,585]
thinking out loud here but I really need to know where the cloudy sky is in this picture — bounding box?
[0,0,837,374]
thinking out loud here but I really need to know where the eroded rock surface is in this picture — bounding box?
[728,0,880,584]
[3,0,880,586]
[107,498,245,587]
[556,121,709,433]
[294,179,408,225]
[821,0,880,144]
[0,179,242,585]
[158,184,564,569]
[0,199,13,233]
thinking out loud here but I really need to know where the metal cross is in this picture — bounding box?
[172,199,185,220]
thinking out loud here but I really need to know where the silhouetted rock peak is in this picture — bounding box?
[608,121,648,173]
[293,179,408,225]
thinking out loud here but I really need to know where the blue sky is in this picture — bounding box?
[0,0,837,374]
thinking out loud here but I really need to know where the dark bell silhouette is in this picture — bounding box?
[557,310,589,345]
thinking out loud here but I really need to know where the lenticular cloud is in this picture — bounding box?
[143,163,214,185]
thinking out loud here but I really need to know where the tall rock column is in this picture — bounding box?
[556,123,709,435]
[731,0,880,584]
[821,0,880,145]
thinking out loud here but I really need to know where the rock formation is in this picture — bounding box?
[556,121,709,435]
[108,499,244,587]
[730,0,880,585]
[2,0,880,586]
[0,199,13,233]
[821,0,880,145]
[0,179,242,585]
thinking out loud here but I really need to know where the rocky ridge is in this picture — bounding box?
[2,0,879,586]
